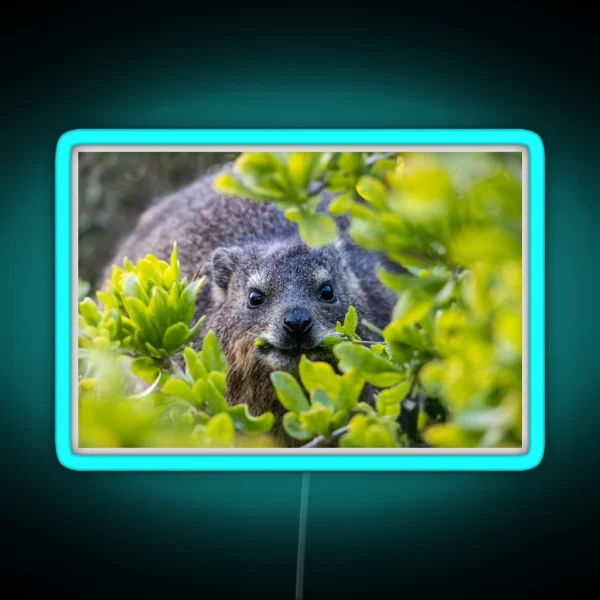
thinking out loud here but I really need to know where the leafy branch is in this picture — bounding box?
[301,425,350,448]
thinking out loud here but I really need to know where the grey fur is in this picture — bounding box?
[101,164,404,442]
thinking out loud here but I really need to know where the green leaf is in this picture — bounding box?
[137,258,162,284]
[162,378,197,404]
[179,278,205,324]
[375,380,410,417]
[206,413,235,446]
[328,191,355,216]
[299,403,333,436]
[208,371,227,396]
[147,286,171,333]
[166,282,179,314]
[284,207,301,223]
[312,152,333,179]
[163,323,190,352]
[270,372,310,412]
[79,298,101,326]
[130,356,161,385]
[370,158,398,178]
[334,369,365,412]
[354,401,375,414]
[319,335,344,348]
[298,356,340,396]
[202,330,228,374]
[296,212,338,248]
[348,217,388,253]
[283,413,315,441]
[228,404,274,434]
[247,185,287,201]
[213,173,246,196]
[288,152,317,190]
[342,306,359,339]
[331,409,350,430]
[421,423,480,448]
[183,346,207,381]
[310,388,334,411]
[122,274,150,305]
[205,378,229,414]
[338,414,370,447]
[384,323,435,361]
[192,378,208,405]
[334,342,404,387]
[170,242,180,282]
[392,290,435,327]
[356,175,387,209]
[376,380,411,405]
[377,400,401,418]
[339,152,365,174]
[364,424,396,447]
[235,152,284,186]
[328,170,357,193]
[123,296,159,346]
[163,267,177,288]
[188,315,207,341]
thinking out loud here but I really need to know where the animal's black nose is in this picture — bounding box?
[284,309,313,336]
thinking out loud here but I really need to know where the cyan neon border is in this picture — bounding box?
[55,129,545,471]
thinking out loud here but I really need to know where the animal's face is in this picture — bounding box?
[209,239,361,370]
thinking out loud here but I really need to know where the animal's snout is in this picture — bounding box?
[283,308,313,337]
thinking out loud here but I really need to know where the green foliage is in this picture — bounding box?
[221,151,523,449]
[78,151,523,450]
[78,244,275,449]
[214,152,338,247]
[213,152,400,248]
[84,243,206,358]
[271,357,366,441]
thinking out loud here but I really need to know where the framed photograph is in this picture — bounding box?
[55,129,544,471]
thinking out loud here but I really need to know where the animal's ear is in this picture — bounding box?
[332,235,354,265]
[211,246,242,290]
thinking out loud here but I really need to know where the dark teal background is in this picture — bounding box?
[3,11,597,597]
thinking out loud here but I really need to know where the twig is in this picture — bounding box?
[365,151,398,166]
[407,366,423,399]
[319,338,383,349]
[348,339,384,346]
[307,179,330,197]
[116,350,143,359]
[124,371,161,400]
[301,425,350,448]
[169,359,187,379]
[361,319,385,338]
[306,152,399,198]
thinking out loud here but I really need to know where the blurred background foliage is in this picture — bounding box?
[215,150,523,449]
[78,152,239,287]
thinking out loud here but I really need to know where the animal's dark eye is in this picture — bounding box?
[248,289,266,308]
[318,283,336,302]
